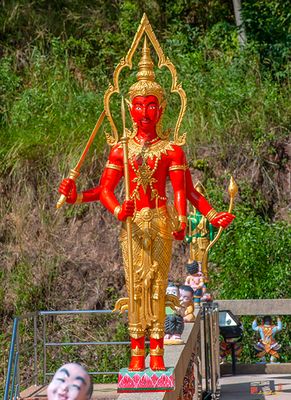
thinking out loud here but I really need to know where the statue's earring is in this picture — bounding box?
[125,98,132,109]
[125,98,137,139]
[156,100,170,140]
[130,121,138,138]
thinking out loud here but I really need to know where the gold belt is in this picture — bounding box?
[133,206,168,222]
[120,205,172,241]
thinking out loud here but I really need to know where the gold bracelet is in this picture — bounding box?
[178,215,187,224]
[131,347,145,356]
[150,346,164,356]
[206,208,218,221]
[75,193,83,204]
[114,205,122,219]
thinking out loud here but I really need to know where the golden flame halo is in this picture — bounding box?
[103,13,187,146]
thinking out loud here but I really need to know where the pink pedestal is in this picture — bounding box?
[118,367,175,392]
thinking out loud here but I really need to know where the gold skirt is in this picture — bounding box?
[120,206,173,338]
[190,236,210,263]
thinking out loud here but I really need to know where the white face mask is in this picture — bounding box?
[47,364,90,400]
[166,286,179,297]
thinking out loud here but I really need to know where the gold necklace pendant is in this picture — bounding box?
[131,149,159,198]
[135,144,148,166]
[133,163,157,193]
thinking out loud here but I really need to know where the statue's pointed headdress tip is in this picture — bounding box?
[128,35,165,103]
[136,37,155,82]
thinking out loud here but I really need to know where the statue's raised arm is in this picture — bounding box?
[186,168,235,228]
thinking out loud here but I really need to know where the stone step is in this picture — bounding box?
[20,383,118,399]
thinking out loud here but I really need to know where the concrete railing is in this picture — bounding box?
[118,310,202,400]
[216,299,291,315]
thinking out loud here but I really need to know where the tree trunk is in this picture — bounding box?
[232,0,247,46]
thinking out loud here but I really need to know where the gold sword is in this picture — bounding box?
[56,110,106,209]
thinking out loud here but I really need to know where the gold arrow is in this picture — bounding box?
[201,176,238,280]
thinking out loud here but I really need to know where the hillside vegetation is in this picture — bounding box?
[1,0,290,386]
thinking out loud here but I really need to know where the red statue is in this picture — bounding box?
[58,31,234,373]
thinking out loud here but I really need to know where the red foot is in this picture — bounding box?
[149,337,165,370]
[129,355,145,371]
[128,336,145,371]
[150,355,166,370]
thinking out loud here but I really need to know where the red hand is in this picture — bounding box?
[172,222,186,241]
[58,178,77,204]
[211,212,235,228]
[118,200,135,221]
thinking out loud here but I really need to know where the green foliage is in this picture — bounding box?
[242,0,291,76]
[3,263,42,315]
[0,0,289,310]
[0,57,21,125]
[209,205,291,299]
[2,260,59,316]
[0,0,289,166]
[0,46,105,170]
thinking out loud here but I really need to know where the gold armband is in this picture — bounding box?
[106,161,123,172]
[206,208,218,222]
[178,215,187,224]
[114,205,122,219]
[75,193,83,205]
[169,164,188,171]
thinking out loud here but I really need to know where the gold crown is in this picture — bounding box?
[104,14,186,146]
[128,36,165,104]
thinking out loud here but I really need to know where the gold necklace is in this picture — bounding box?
[128,139,174,162]
[134,136,159,145]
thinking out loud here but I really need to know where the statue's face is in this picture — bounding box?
[166,285,179,297]
[47,363,91,400]
[179,289,193,306]
[131,95,162,133]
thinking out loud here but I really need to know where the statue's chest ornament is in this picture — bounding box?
[130,152,159,200]
[128,139,173,202]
